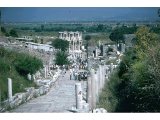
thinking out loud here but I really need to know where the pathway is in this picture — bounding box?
[10,70,84,113]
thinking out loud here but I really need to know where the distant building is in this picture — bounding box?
[59,31,83,59]
[25,42,53,52]
[16,36,33,42]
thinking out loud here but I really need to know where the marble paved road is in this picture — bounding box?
[10,71,82,113]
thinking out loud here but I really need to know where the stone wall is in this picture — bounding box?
[0,70,61,112]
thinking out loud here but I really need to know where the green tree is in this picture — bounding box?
[1,27,6,33]
[52,38,69,52]
[135,26,158,60]
[9,29,18,37]
[109,26,137,44]
[99,26,160,112]
[55,51,69,66]
[14,54,43,76]
[109,28,124,44]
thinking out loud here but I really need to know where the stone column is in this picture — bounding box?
[61,33,63,38]
[95,48,98,57]
[75,83,83,109]
[87,76,92,108]
[69,41,70,52]
[99,65,103,92]
[72,41,74,51]
[78,41,80,50]
[102,65,105,88]
[8,78,12,102]
[59,33,61,38]
[110,63,114,72]
[97,67,101,94]
[44,65,47,78]
[74,41,76,51]
[68,33,70,40]
[32,74,36,82]
[27,73,32,81]
[95,71,99,102]
[91,69,96,109]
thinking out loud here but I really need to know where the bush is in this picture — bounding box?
[14,53,43,76]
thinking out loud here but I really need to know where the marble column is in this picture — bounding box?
[91,69,96,109]
[78,41,80,50]
[95,71,99,102]
[110,63,114,72]
[87,76,92,109]
[8,78,12,102]
[73,41,74,51]
[99,65,103,92]
[74,41,76,51]
[60,33,62,39]
[75,83,83,109]
[97,67,101,94]
[102,65,105,88]
[44,65,47,78]
[27,73,32,81]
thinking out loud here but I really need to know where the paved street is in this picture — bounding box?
[10,70,84,113]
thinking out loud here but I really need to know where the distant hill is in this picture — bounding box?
[1,8,159,23]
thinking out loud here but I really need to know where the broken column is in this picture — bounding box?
[8,78,12,102]
[75,83,83,109]
[121,43,126,53]
[32,74,36,82]
[110,63,114,72]
[27,73,32,81]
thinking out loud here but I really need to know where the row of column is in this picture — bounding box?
[87,65,107,110]
[86,63,116,110]
[70,41,82,51]
[59,32,82,40]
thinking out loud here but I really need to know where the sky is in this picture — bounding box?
[0,8,159,22]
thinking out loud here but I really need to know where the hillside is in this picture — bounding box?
[0,47,43,101]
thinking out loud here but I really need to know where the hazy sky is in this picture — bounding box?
[0,8,159,22]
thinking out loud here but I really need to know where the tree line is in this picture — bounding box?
[20,24,112,33]
[1,27,18,37]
